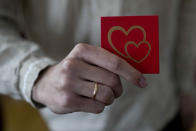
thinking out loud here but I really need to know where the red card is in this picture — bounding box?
[101,16,159,74]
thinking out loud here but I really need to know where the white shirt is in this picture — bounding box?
[0,0,196,130]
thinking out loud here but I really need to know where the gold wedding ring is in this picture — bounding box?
[92,82,98,100]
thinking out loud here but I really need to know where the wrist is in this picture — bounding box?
[31,66,52,108]
[32,85,45,108]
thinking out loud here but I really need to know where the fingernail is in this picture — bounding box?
[139,76,147,88]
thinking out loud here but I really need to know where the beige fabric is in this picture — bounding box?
[0,0,196,130]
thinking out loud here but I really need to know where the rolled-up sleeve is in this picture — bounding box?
[0,0,56,106]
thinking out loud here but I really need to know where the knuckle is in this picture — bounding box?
[74,43,88,54]
[59,77,72,89]
[108,74,119,87]
[110,57,122,71]
[62,58,76,74]
[59,78,67,88]
[107,75,123,98]
[102,88,114,105]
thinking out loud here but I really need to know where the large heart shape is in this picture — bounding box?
[107,25,151,63]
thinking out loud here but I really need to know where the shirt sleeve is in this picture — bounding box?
[175,0,196,94]
[0,0,56,106]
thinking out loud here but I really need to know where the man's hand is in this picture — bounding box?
[32,43,147,114]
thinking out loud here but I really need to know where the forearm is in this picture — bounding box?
[0,0,56,106]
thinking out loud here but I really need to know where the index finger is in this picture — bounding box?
[68,43,147,88]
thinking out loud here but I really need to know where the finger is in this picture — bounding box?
[68,43,147,88]
[73,60,123,97]
[72,80,115,105]
[54,92,105,114]
[75,95,105,114]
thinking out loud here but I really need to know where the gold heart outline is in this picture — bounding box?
[107,25,151,63]
[125,41,151,63]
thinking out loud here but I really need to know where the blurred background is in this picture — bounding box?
[0,94,196,131]
[0,95,48,131]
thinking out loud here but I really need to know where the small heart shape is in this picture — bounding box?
[125,41,151,63]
